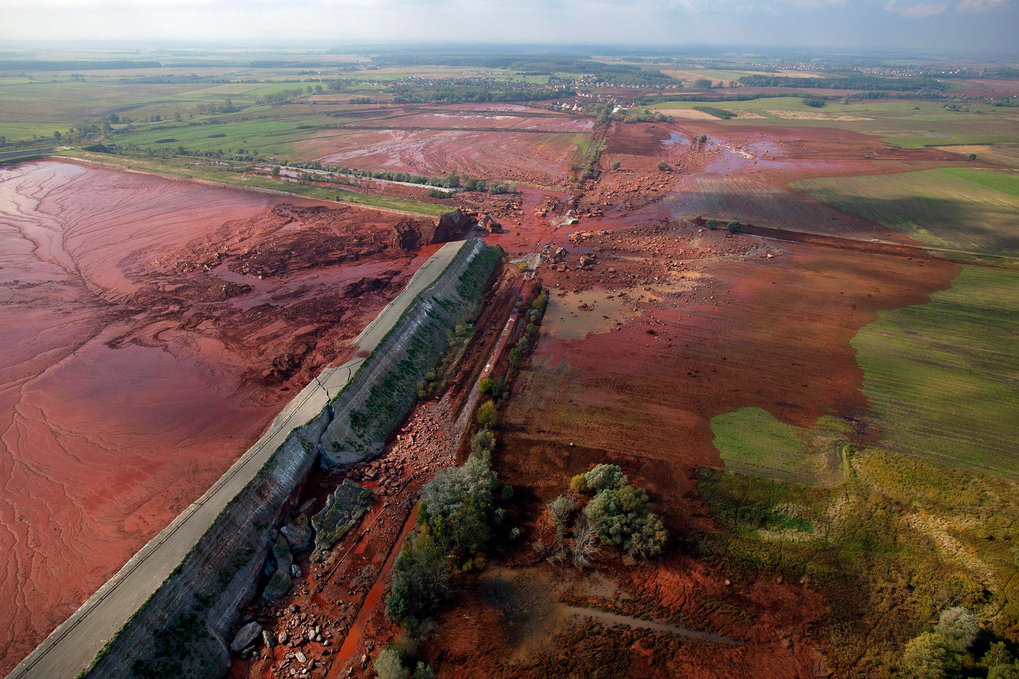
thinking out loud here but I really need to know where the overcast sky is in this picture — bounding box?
[1,0,1016,55]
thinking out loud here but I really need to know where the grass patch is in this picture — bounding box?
[111,114,344,158]
[58,150,449,215]
[710,407,850,487]
[650,97,1019,147]
[692,105,735,120]
[695,443,1019,675]
[793,168,1019,256]
[851,266,1019,479]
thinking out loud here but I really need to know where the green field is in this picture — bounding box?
[696,443,1019,671]
[710,408,850,487]
[935,143,1019,168]
[0,75,332,142]
[793,168,1019,256]
[652,96,1019,148]
[111,114,346,158]
[851,266,1019,479]
[60,151,450,216]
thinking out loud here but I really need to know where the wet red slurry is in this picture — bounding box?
[500,221,959,532]
[0,160,442,674]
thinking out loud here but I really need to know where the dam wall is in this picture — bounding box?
[10,239,501,679]
[81,240,502,678]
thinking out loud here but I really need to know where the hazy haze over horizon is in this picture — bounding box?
[1,0,1017,55]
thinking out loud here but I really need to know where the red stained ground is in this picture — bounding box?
[0,160,441,674]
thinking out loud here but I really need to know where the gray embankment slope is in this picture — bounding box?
[9,238,497,679]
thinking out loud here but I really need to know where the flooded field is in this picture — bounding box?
[0,160,445,673]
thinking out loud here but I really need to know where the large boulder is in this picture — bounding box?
[312,480,372,553]
[230,621,262,655]
[434,209,473,241]
[280,513,313,552]
[263,570,291,603]
[263,535,294,602]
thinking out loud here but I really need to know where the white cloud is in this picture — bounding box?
[885,0,1013,15]
[957,0,1007,11]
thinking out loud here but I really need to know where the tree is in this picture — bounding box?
[374,645,410,679]
[934,606,979,653]
[471,429,495,459]
[547,495,576,537]
[476,400,497,429]
[571,514,599,569]
[584,484,666,558]
[901,632,953,679]
[694,78,713,90]
[989,665,1019,679]
[657,161,670,171]
[584,464,628,492]
[385,531,450,629]
[983,642,1016,670]
[412,663,436,679]
[707,218,719,230]
[699,134,708,144]
[419,455,498,555]
[727,220,742,234]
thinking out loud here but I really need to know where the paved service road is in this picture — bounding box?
[8,240,468,679]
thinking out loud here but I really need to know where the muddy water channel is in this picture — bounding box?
[0,160,425,674]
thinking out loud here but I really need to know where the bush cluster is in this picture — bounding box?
[544,464,667,564]
[373,644,436,679]
[580,465,668,559]
[385,431,509,631]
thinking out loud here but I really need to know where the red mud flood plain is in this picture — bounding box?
[302,127,589,189]
[501,223,958,529]
[0,159,440,674]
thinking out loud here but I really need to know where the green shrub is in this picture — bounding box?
[901,632,954,679]
[471,428,495,459]
[412,663,436,679]
[570,473,589,493]
[934,606,979,653]
[727,220,742,234]
[384,531,450,629]
[584,484,667,558]
[479,378,494,395]
[419,455,499,555]
[584,464,628,492]
[374,645,410,679]
[657,161,670,171]
[706,218,719,230]
[476,400,497,429]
